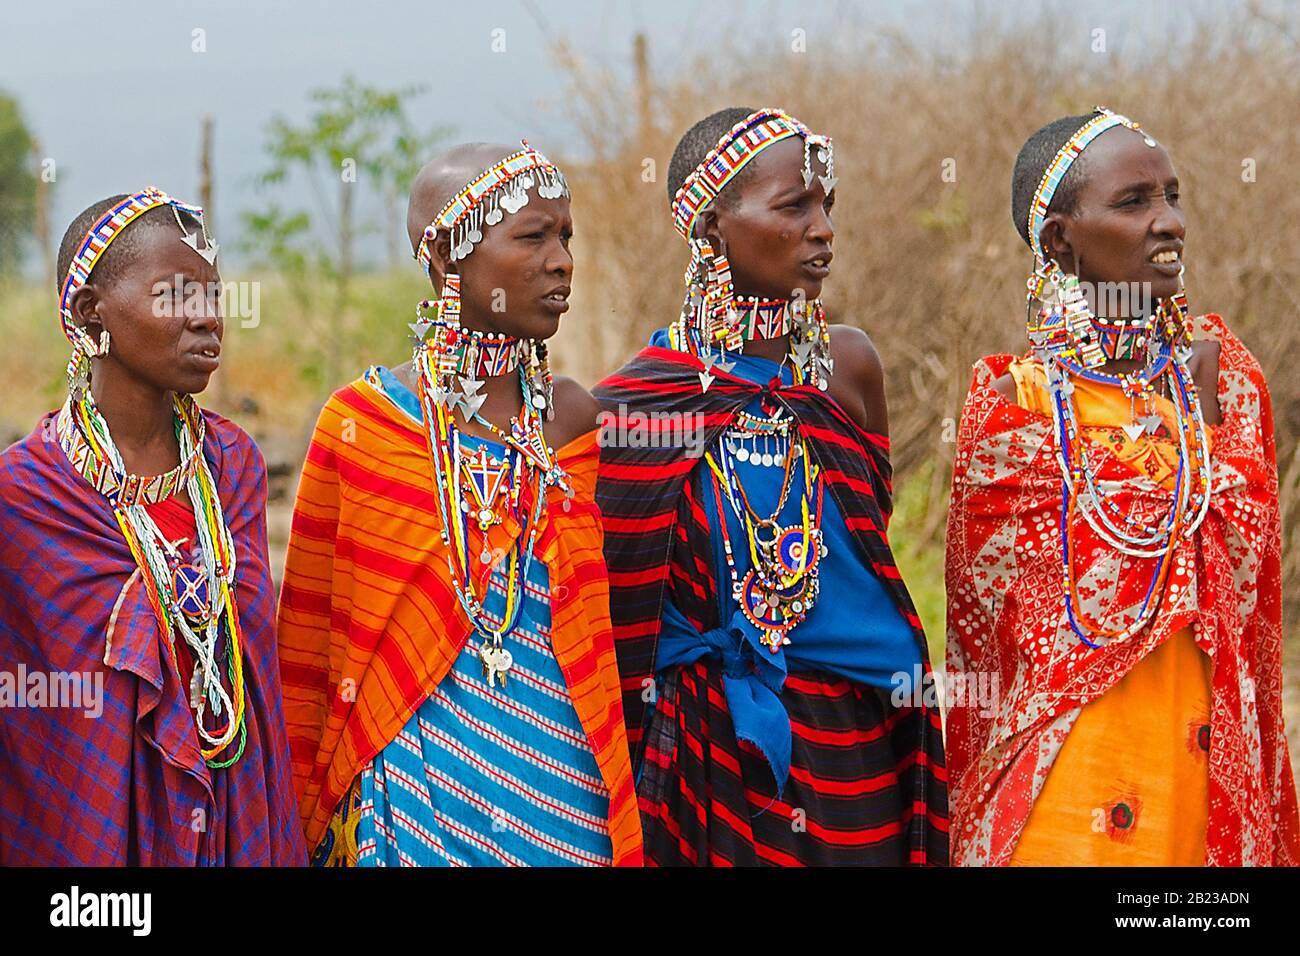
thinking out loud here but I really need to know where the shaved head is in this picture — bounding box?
[406,142,521,257]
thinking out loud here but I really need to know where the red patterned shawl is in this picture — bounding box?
[945,314,1299,866]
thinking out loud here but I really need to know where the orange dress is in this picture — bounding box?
[1005,357,1212,866]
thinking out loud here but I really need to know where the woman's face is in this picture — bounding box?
[72,223,224,396]
[705,136,836,300]
[453,194,574,341]
[1043,126,1186,305]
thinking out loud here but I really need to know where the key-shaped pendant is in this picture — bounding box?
[478,643,514,688]
[188,662,206,710]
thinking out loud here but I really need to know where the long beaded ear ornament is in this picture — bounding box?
[409,283,525,424]
[524,339,554,420]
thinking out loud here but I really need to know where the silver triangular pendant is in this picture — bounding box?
[181,228,219,266]
[458,390,487,422]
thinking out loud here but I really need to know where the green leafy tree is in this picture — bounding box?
[242,75,450,390]
[0,92,38,280]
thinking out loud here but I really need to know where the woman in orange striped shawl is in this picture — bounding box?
[945,109,1299,866]
[276,143,641,866]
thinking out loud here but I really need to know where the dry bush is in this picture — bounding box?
[543,5,1300,616]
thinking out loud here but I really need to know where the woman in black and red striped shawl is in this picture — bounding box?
[594,107,948,866]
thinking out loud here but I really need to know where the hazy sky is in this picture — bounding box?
[0,0,1234,271]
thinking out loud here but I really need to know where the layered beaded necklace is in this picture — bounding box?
[413,346,572,688]
[58,387,248,766]
[703,371,826,652]
[1034,280,1206,650]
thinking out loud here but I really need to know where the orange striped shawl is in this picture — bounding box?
[276,377,642,864]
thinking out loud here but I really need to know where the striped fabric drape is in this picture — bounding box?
[594,344,948,864]
[276,375,642,864]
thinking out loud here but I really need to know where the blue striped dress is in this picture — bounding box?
[349,367,614,867]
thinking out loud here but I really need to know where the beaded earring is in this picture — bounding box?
[705,247,742,352]
[1026,258,1109,370]
[792,297,833,390]
[524,339,554,420]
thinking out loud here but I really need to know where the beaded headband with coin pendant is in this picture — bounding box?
[411,141,568,421]
[1021,111,1211,649]
[669,107,835,392]
[60,187,217,395]
[1024,107,1190,371]
[53,188,248,765]
[57,187,219,505]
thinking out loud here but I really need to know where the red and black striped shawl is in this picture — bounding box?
[594,344,938,763]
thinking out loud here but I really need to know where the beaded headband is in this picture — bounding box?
[671,107,834,241]
[1027,106,1155,265]
[415,140,569,276]
[59,187,211,344]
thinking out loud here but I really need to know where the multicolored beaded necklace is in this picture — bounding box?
[705,437,825,652]
[702,366,826,652]
[669,294,832,394]
[1035,289,1211,648]
[413,344,571,688]
[724,406,796,469]
[58,388,248,766]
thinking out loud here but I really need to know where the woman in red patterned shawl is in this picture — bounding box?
[945,109,1300,866]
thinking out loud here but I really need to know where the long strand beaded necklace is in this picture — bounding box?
[705,442,825,652]
[57,386,248,766]
[1038,292,1212,648]
[703,369,826,651]
[414,344,567,688]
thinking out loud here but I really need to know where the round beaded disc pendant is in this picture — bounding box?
[172,563,211,624]
[776,528,819,577]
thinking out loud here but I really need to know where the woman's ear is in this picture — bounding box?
[1040,216,1076,274]
[698,208,725,256]
[429,227,454,289]
[66,284,104,336]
